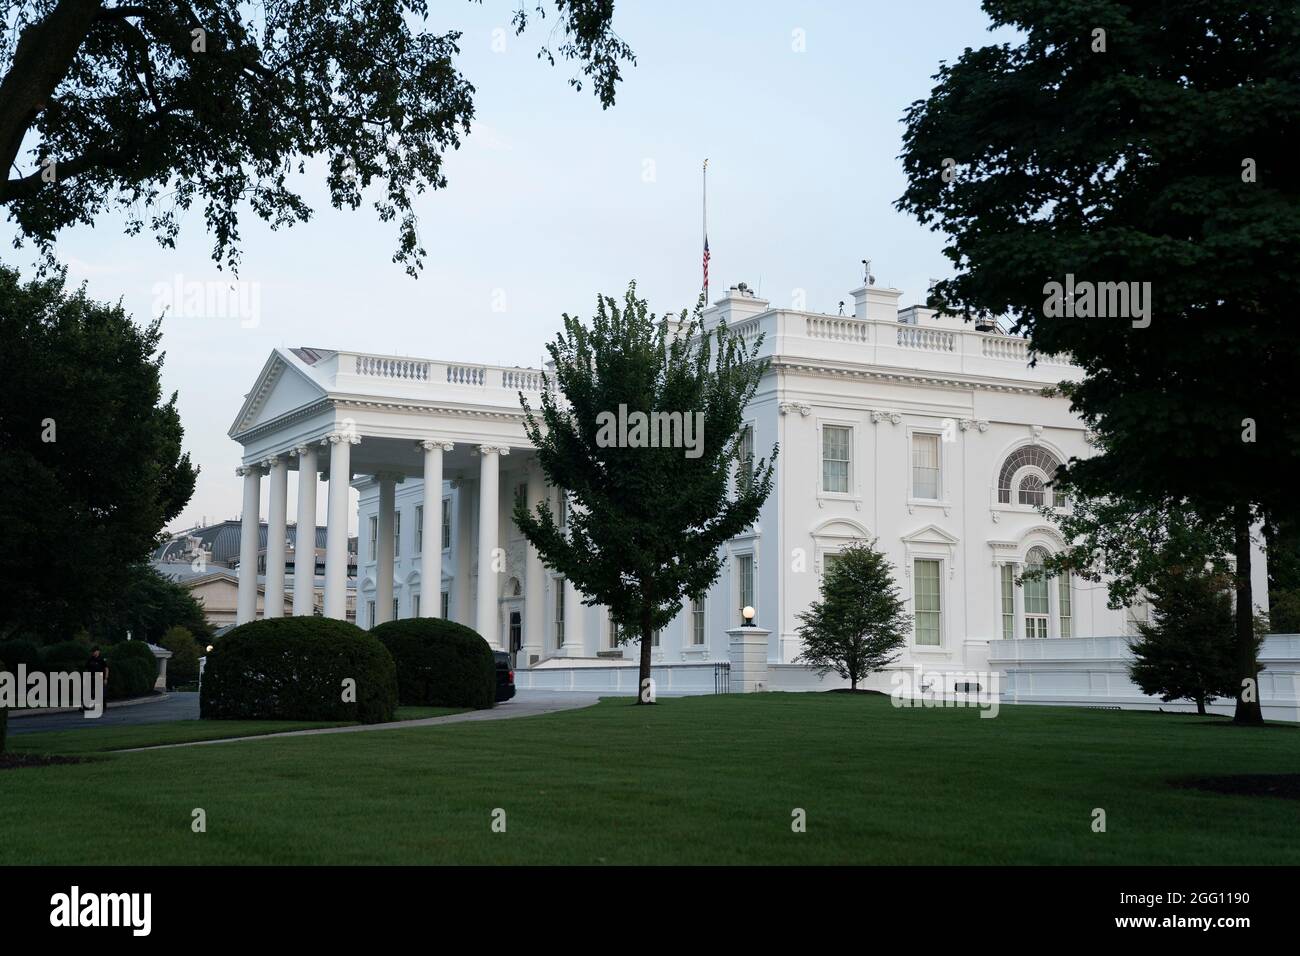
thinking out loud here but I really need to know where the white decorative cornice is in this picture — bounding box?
[779,402,811,417]
[771,358,1064,397]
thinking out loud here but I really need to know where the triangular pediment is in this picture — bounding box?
[229,349,329,438]
[900,523,960,546]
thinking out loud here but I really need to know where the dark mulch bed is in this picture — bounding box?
[1174,774,1300,801]
[826,688,888,696]
[0,752,86,771]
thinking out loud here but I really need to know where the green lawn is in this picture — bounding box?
[6,706,465,755]
[1,694,1297,865]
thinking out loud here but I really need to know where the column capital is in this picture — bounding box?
[374,470,407,484]
[417,439,455,452]
[323,430,361,446]
[476,444,510,457]
[261,454,288,470]
[236,464,267,478]
[291,443,318,458]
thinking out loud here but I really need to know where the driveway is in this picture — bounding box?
[6,689,607,744]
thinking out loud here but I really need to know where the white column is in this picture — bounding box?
[375,473,398,624]
[235,465,264,625]
[522,461,546,666]
[454,478,474,626]
[263,456,289,618]
[292,444,318,615]
[476,445,508,646]
[1012,561,1026,640]
[323,432,357,620]
[419,441,452,617]
[559,486,586,656]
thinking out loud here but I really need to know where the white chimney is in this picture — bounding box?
[849,283,902,322]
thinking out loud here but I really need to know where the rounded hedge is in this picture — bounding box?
[200,617,397,723]
[106,641,159,700]
[0,639,41,670]
[40,640,91,672]
[371,618,496,709]
[0,657,7,754]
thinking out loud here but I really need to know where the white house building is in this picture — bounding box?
[228,278,1297,718]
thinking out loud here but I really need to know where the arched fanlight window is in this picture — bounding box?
[997,446,1065,506]
[1018,474,1046,506]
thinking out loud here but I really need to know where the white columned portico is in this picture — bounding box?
[476,445,508,647]
[323,431,358,620]
[375,472,401,624]
[291,444,318,615]
[235,464,265,625]
[558,486,586,657]
[419,441,452,617]
[522,463,546,666]
[263,455,289,618]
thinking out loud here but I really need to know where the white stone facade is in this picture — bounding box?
[229,279,1285,713]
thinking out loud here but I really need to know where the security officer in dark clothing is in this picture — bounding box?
[86,647,110,706]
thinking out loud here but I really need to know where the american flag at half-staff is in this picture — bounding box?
[702,158,710,301]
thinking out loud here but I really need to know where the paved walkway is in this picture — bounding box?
[7,692,197,734]
[120,690,605,751]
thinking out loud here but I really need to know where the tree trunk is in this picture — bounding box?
[850,672,858,691]
[1196,696,1206,716]
[1232,501,1263,725]
[637,614,654,705]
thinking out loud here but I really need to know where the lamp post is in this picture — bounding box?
[742,605,756,627]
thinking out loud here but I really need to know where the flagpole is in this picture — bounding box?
[702,158,709,302]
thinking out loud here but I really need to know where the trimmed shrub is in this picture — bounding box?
[160,626,200,687]
[40,640,91,672]
[105,641,160,700]
[200,617,397,723]
[0,657,7,753]
[0,639,41,670]
[371,618,495,709]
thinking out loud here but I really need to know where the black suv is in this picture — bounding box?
[494,651,516,703]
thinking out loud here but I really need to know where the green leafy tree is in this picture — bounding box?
[1130,566,1258,715]
[93,563,213,645]
[159,624,200,686]
[514,284,776,702]
[896,1,1300,723]
[795,540,911,691]
[0,264,196,641]
[0,0,633,274]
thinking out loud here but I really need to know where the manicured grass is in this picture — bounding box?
[7,707,466,755]
[1,694,1297,865]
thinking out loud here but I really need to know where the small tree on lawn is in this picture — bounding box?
[160,625,200,688]
[1130,566,1257,715]
[795,540,912,691]
[514,283,775,703]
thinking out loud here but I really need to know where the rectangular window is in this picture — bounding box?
[558,492,567,528]
[822,425,851,494]
[736,553,754,623]
[1059,574,1072,638]
[691,598,706,646]
[392,597,399,621]
[368,516,378,562]
[914,559,941,646]
[739,425,754,485]
[912,433,941,499]
[415,505,423,555]
[441,498,451,550]
[367,600,376,629]
[609,614,620,648]
[440,591,449,619]
[412,593,420,617]
[652,628,661,648]
[394,511,401,558]
[1000,564,1015,641]
[555,580,565,647]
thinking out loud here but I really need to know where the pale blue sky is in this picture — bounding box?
[6,0,1013,529]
